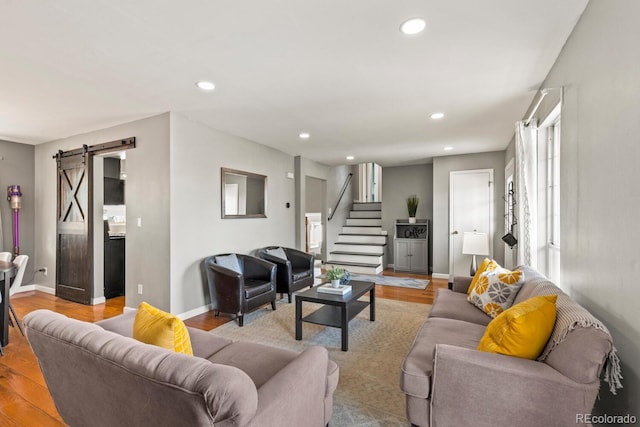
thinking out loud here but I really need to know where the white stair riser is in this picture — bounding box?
[352,202,381,211]
[334,244,385,254]
[338,234,387,244]
[342,226,382,234]
[330,254,383,264]
[325,263,383,275]
[349,211,382,219]
[346,218,382,226]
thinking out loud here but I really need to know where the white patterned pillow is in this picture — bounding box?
[468,268,525,318]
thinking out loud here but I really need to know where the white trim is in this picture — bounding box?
[539,102,561,128]
[176,304,211,321]
[92,296,106,305]
[432,273,450,280]
[13,284,56,295]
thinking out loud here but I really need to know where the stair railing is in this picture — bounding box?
[328,173,353,221]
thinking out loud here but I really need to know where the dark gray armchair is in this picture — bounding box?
[204,253,276,326]
[258,246,315,303]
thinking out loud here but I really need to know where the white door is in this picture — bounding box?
[449,169,494,278]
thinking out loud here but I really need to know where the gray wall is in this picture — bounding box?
[432,151,505,275]
[382,164,433,270]
[326,165,353,260]
[0,140,35,262]
[34,113,171,311]
[534,0,639,417]
[169,114,296,315]
[305,176,324,213]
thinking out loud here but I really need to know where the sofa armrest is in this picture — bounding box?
[431,344,599,427]
[451,275,473,293]
[250,346,333,427]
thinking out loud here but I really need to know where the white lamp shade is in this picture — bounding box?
[462,232,490,256]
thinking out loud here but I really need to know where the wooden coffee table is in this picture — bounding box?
[295,280,375,351]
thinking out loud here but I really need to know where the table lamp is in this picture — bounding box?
[462,232,490,276]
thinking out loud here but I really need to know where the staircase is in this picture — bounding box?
[325,202,386,274]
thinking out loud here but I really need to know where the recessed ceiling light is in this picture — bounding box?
[196,81,215,91]
[400,18,426,35]
[430,112,445,120]
[299,132,310,139]
[444,146,453,151]
[346,156,355,161]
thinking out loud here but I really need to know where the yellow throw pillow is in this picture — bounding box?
[467,258,498,295]
[478,295,558,360]
[468,268,525,318]
[133,302,193,356]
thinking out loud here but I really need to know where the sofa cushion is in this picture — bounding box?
[428,289,491,326]
[215,253,242,273]
[401,318,485,399]
[133,302,193,355]
[244,279,273,298]
[292,267,312,281]
[207,341,299,388]
[478,295,557,359]
[468,268,524,318]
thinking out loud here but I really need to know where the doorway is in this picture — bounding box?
[449,169,494,278]
[305,176,326,262]
[100,153,126,300]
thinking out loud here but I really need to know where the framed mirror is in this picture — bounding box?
[221,168,267,218]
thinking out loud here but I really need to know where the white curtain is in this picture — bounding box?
[515,121,537,267]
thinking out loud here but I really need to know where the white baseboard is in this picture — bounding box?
[14,284,56,295]
[388,263,394,269]
[431,273,450,280]
[92,296,106,305]
[176,304,211,321]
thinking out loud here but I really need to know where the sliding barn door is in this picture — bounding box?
[56,150,93,304]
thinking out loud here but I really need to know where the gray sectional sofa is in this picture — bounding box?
[24,309,339,427]
[401,265,620,427]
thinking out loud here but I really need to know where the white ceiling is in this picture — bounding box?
[0,0,587,166]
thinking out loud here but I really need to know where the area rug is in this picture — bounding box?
[210,298,431,426]
[320,273,430,290]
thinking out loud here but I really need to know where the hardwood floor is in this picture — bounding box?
[1,272,447,426]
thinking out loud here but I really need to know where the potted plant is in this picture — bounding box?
[326,266,345,288]
[407,195,419,223]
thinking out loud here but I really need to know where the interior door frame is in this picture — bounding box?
[55,137,136,305]
[448,168,494,281]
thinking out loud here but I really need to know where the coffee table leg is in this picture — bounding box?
[341,306,349,351]
[295,298,302,341]
[370,286,376,321]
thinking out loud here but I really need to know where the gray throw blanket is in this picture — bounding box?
[530,279,623,395]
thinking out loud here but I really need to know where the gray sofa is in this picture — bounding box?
[401,265,619,427]
[24,309,339,427]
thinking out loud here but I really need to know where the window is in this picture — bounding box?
[542,105,561,282]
